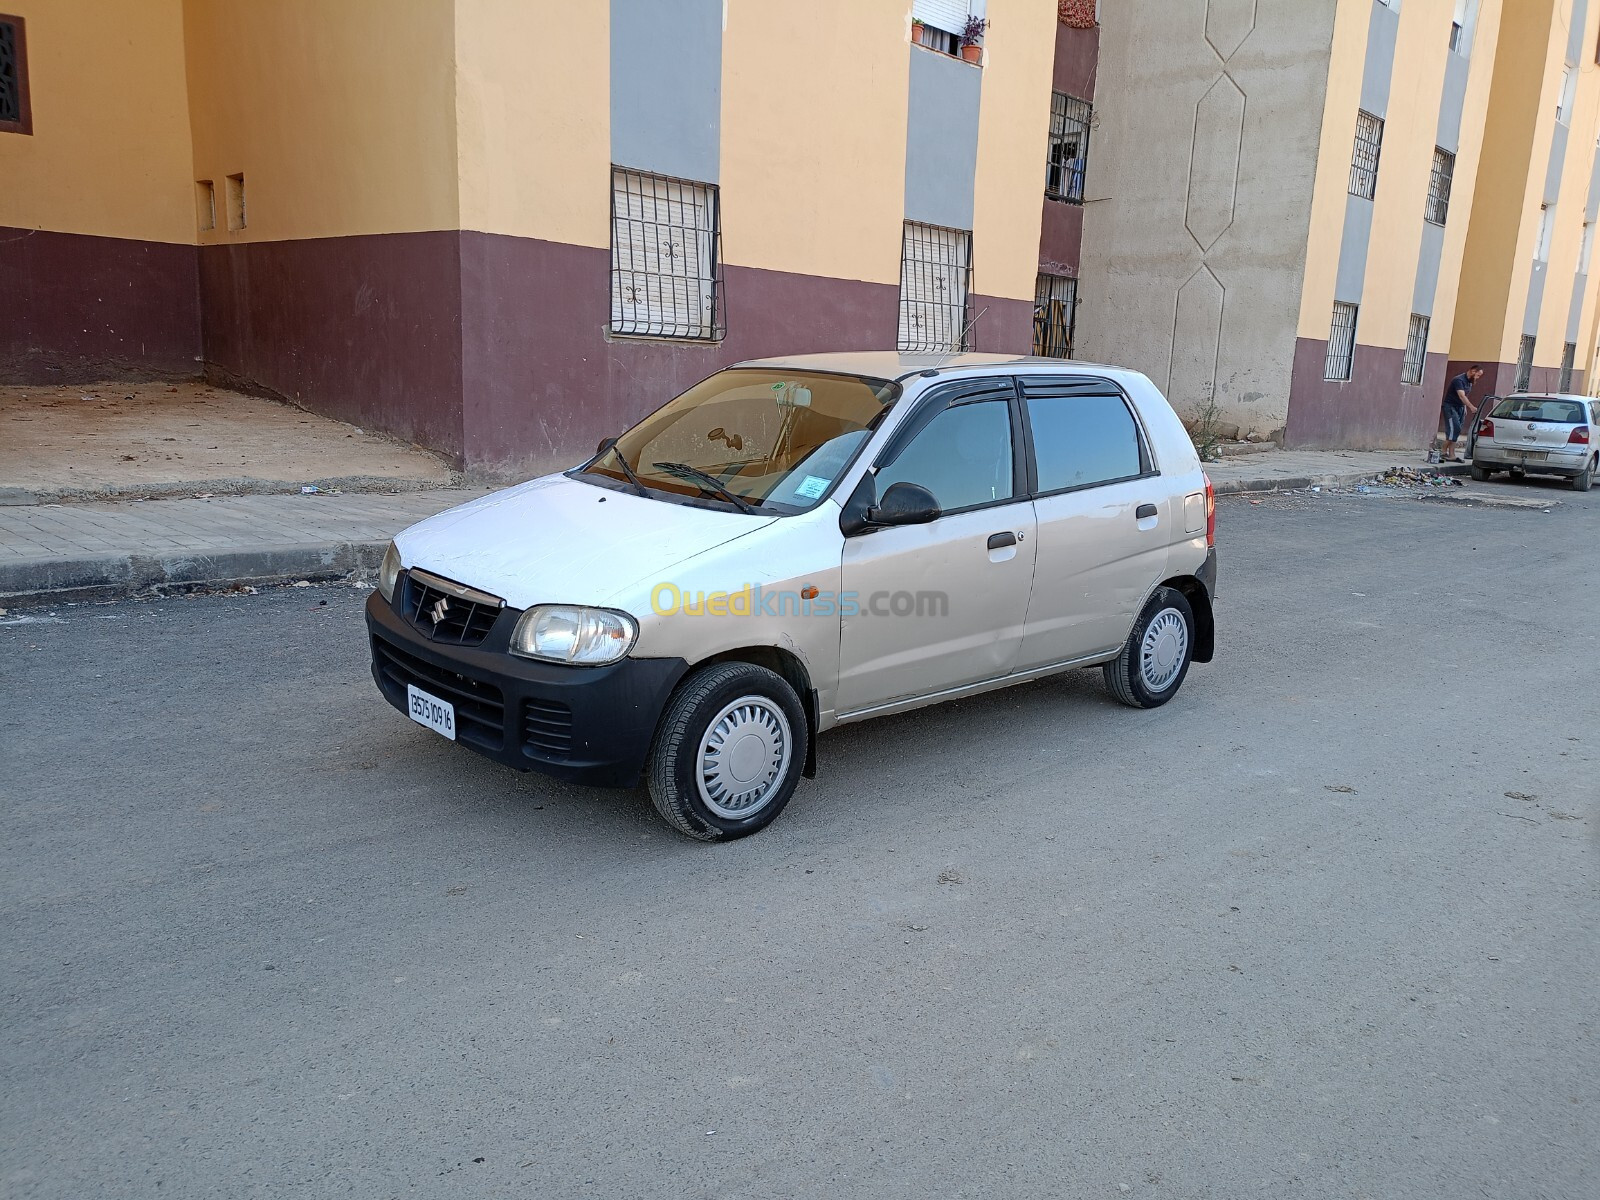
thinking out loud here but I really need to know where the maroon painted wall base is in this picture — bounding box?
[1286,336,1451,450]
[0,226,200,383]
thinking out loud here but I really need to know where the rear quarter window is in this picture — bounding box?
[1026,390,1144,492]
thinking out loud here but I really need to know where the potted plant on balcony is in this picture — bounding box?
[912,17,927,44]
[960,15,986,63]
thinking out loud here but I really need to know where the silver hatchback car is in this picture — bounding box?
[366,354,1217,840]
[1471,393,1598,490]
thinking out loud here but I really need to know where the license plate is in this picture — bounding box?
[1515,450,1547,462]
[406,684,456,741]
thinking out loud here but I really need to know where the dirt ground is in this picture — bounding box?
[0,381,455,499]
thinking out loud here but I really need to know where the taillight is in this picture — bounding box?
[1570,425,1590,445]
[1204,476,1216,548]
[1479,418,1495,439]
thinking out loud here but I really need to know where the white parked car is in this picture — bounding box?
[367,354,1217,840]
[1471,393,1597,490]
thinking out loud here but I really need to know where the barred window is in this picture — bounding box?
[1559,341,1576,391]
[610,168,723,341]
[0,14,30,135]
[897,221,972,353]
[1046,93,1092,203]
[1325,302,1358,381]
[1349,111,1383,199]
[1425,148,1454,225]
[1033,274,1077,359]
[1401,314,1430,384]
[1515,334,1535,392]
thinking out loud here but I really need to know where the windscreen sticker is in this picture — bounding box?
[794,475,830,500]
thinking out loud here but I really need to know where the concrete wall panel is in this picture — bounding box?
[1336,199,1374,304]
[905,49,982,233]
[1360,0,1400,117]
[609,0,721,183]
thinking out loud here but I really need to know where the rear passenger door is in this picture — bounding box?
[1014,376,1171,670]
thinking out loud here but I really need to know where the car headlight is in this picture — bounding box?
[378,541,401,603]
[511,605,638,666]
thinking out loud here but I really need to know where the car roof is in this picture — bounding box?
[1500,392,1592,402]
[729,351,1135,383]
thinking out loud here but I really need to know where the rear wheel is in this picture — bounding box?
[1103,588,1196,709]
[1471,463,1491,482]
[647,661,807,841]
[1574,458,1594,492]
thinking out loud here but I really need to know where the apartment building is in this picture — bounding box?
[1,0,1071,476]
[1079,0,1600,450]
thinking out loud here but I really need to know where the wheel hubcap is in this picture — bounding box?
[696,696,792,820]
[1140,608,1188,692]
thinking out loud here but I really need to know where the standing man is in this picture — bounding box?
[1440,364,1484,463]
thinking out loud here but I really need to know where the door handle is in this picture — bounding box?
[987,531,1017,550]
[1136,504,1158,519]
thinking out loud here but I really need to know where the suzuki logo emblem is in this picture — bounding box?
[428,596,451,624]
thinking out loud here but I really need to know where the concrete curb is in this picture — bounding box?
[0,541,387,607]
[1211,461,1471,495]
[2,474,462,507]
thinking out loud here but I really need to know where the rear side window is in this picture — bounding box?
[1490,397,1586,423]
[1026,390,1144,492]
[875,399,1014,512]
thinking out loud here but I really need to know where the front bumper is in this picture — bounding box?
[1474,444,1590,475]
[366,588,686,788]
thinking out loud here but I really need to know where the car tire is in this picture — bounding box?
[647,661,807,842]
[1471,463,1491,482]
[1574,459,1594,492]
[1103,587,1197,710]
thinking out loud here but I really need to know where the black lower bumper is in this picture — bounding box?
[1196,546,1218,599]
[366,590,686,788]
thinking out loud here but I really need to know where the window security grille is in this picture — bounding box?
[1515,335,1535,392]
[1560,341,1576,391]
[0,17,24,130]
[1033,274,1077,358]
[610,168,723,341]
[1426,148,1455,225]
[1401,314,1430,384]
[1349,111,1383,199]
[898,222,972,353]
[1325,302,1358,381]
[1046,93,1093,203]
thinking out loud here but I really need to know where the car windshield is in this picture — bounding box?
[1491,397,1586,423]
[578,368,900,513]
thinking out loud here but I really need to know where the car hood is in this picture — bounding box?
[393,473,777,611]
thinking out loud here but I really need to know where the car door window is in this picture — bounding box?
[1026,389,1144,493]
[875,399,1014,512]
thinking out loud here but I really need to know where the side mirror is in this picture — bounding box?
[868,482,941,526]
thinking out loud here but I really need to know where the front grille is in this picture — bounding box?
[522,699,574,759]
[373,636,505,750]
[403,573,501,646]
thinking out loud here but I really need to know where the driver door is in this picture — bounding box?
[836,381,1037,715]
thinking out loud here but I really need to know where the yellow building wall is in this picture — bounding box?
[1533,1,1600,369]
[1451,0,1560,364]
[1356,0,1452,350]
[183,0,459,244]
[970,0,1057,301]
[1426,0,1504,356]
[0,0,194,243]
[1296,0,1372,340]
[719,0,910,284]
[455,0,609,250]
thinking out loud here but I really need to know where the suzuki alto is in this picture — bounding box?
[366,353,1218,840]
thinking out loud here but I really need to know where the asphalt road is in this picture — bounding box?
[3,480,1597,1199]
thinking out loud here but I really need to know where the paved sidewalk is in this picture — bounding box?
[0,490,487,606]
[1203,448,1462,493]
[0,449,1467,607]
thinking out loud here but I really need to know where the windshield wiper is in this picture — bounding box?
[595,441,648,497]
[651,462,760,513]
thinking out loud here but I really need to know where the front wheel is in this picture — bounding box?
[1103,588,1197,709]
[647,661,807,841]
